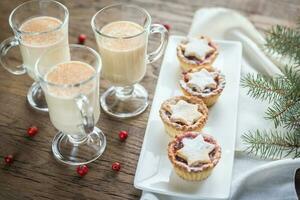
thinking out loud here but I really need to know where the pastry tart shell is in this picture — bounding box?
[168,132,221,181]
[180,68,226,107]
[177,36,218,72]
[159,96,208,137]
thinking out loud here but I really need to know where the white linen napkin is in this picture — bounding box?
[141,7,299,200]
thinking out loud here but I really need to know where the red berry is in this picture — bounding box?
[27,126,38,137]
[4,155,14,165]
[112,162,121,171]
[162,23,171,31]
[119,130,128,141]
[78,34,87,44]
[77,165,89,176]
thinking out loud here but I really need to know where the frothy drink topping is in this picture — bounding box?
[20,16,64,46]
[100,21,145,51]
[47,61,95,85]
[46,61,96,97]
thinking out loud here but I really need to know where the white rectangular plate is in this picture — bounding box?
[134,36,242,199]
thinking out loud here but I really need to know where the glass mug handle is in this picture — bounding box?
[75,94,95,134]
[147,24,169,64]
[0,37,26,75]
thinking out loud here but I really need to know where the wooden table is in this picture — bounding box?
[0,0,299,199]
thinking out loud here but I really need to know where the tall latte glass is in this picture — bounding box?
[0,0,69,112]
[35,45,106,165]
[91,4,168,118]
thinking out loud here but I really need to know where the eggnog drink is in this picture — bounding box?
[45,61,100,135]
[20,16,69,79]
[96,21,147,86]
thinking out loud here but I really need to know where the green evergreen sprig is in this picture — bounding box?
[242,129,300,159]
[241,22,300,159]
[241,73,286,102]
[265,25,300,66]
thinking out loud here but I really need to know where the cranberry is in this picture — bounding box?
[27,126,38,137]
[119,130,128,141]
[162,23,171,31]
[4,155,14,165]
[112,162,121,171]
[77,165,89,176]
[78,34,87,45]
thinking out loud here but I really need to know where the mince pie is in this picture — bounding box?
[180,68,225,107]
[168,132,221,181]
[177,36,218,72]
[159,96,208,137]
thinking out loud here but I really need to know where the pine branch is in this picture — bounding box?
[242,22,300,159]
[284,112,300,131]
[282,66,300,97]
[242,66,300,129]
[242,129,300,159]
[263,67,300,129]
[265,98,300,128]
[241,74,286,102]
[281,99,300,130]
[265,25,300,66]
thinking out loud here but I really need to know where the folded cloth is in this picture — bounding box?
[141,7,299,200]
[142,157,300,200]
[231,156,299,200]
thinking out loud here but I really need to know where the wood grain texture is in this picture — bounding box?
[0,0,299,199]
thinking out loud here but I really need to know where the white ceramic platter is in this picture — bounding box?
[134,35,242,199]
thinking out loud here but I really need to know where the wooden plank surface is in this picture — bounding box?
[0,0,299,199]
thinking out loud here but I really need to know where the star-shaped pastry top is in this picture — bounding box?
[183,38,214,61]
[169,100,202,125]
[177,134,215,166]
[188,69,217,91]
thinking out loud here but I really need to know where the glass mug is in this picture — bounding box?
[0,0,69,112]
[35,44,106,165]
[91,4,168,118]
